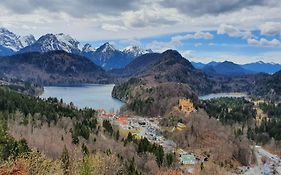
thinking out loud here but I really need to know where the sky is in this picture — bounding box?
[0,0,281,63]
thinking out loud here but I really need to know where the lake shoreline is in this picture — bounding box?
[40,84,124,112]
[199,92,248,100]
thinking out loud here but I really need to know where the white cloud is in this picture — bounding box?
[169,31,213,47]
[260,22,281,35]
[146,31,213,52]
[118,38,141,47]
[217,24,252,39]
[101,24,127,32]
[172,31,213,42]
[145,40,176,53]
[122,5,182,28]
[181,50,194,58]
[247,38,281,47]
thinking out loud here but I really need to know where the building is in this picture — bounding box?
[178,99,195,114]
[116,116,128,125]
[178,149,196,165]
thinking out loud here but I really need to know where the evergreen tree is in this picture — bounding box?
[115,130,120,141]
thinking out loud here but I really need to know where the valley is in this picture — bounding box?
[0,27,281,175]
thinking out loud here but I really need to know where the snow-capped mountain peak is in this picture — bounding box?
[56,33,79,47]
[55,33,80,52]
[0,27,35,52]
[18,35,36,48]
[98,42,117,53]
[123,45,153,57]
[20,33,81,54]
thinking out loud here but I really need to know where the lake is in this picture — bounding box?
[40,84,124,112]
[199,92,247,100]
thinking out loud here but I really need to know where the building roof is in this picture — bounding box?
[116,116,128,125]
[180,153,196,165]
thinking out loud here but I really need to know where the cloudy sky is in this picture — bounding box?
[1,0,281,63]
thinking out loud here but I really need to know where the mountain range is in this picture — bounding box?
[19,33,81,55]
[0,28,152,70]
[1,27,280,75]
[192,61,281,75]
[242,61,281,74]
[84,42,152,70]
[202,61,253,76]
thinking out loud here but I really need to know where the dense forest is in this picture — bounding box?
[201,97,281,152]
[255,102,281,142]
[202,97,256,125]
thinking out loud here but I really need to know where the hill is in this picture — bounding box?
[112,78,198,117]
[0,51,110,85]
[112,50,213,95]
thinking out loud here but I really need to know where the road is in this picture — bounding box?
[242,146,281,175]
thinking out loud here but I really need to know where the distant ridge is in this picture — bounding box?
[192,60,281,74]
[0,51,110,85]
[202,61,253,76]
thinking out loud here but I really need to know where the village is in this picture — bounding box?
[95,97,281,174]
[95,98,207,173]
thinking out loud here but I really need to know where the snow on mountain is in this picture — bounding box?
[19,33,81,54]
[0,28,155,70]
[83,42,126,70]
[123,46,153,57]
[18,35,36,48]
[0,28,35,54]
[82,43,96,53]
[242,61,281,74]
[55,33,80,53]
[81,43,154,70]
[97,42,117,53]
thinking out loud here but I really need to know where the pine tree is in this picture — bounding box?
[116,130,120,141]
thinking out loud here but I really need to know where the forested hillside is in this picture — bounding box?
[0,51,110,85]
[0,87,180,174]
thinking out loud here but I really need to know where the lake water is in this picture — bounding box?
[199,92,247,100]
[40,84,124,112]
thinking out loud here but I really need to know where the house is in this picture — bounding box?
[116,116,128,125]
[178,149,196,165]
[180,154,196,165]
